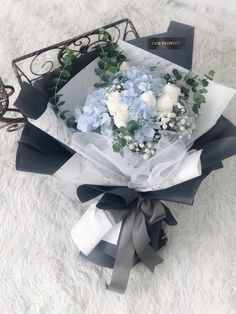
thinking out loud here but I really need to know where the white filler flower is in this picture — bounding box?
[106,91,128,128]
[156,83,181,113]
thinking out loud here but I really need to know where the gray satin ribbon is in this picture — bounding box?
[105,196,166,293]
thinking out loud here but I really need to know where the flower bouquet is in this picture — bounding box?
[14,25,236,294]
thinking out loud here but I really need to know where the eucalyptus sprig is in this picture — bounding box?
[164,68,215,114]
[112,120,139,152]
[93,28,127,88]
[48,47,76,127]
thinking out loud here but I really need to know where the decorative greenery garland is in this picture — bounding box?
[48,47,76,128]
[164,68,215,114]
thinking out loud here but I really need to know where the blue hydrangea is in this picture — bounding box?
[74,66,165,142]
[74,87,113,137]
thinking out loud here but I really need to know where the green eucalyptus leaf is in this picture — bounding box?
[52,68,62,76]
[59,112,66,120]
[117,54,126,63]
[101,73,110,82]
[172,69,182,80]
[118,126,127,135]
[50,78,59,85]
[208,70,215,77]
[56,101,65,107]
[94,82,110,88]
[108,65,118,73]
[53,107,59,114]
[118,137,127,147]
[186,78,196,86]
[93,126,101,133]
[193,92,205,104]
[181,86,190,96]
[94,68,102,75]
[62,69,71,78]
[164,73,171,82]
[127,120,139,134]
[98,60,105,69]
[192,103,199,114]
[112,143,121,152]
[112,42,118,49]
[201,79,209,87]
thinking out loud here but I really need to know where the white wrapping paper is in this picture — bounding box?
[27,40,235,254]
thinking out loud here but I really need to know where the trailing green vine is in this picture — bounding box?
[48,47,76,127]
[164,68,215,114]
[93,28,127,88]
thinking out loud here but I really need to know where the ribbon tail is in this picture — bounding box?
[106,211,136,294]
[163,203,177,226]
[132,210,163,273]
[138,244,163,272]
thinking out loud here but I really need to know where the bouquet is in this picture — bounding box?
[14,26,236,294]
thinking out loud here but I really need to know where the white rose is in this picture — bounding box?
[113,105,128,128]
[106,91,128,128]
[140,90,157,108]
[163,83,181,103]
[119,61,129,71]
[156,94,175,112]
[156,83,181,112]
[106,92,121,115]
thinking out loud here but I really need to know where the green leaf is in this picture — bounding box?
[164,73,171,82]
[56,101,65,107]
[127,120,139,129]
[118,137,127,147]
[172,69,182,80]
[53,107,59,114]
[50,78,60,85]
[204,73,214,81]
[199,88,207,94]
[59,112,66,120]
[127,120,139,134]
[108,65,118,73]
[117,54,126,63]
[108,50,118,58]
[63,58,72,67]
[112,143,121,152]
[111,42,118,49]
[98,60,105,69]
[118,126,127,135]
[186,78,196,86]
[181,86,190,96]
[62,69,71,78]
[94,68,102,75]
[99,27,106,34]
[66,117,76,128]
[52,68,62,76]
[201,79,209,87]
[49,94,62,104]
[101,73,110,82]
[93,127,101,133]
[94,82,110,88]
[208,70,215,77]
[193,92,205,104]
[192,103,199,114]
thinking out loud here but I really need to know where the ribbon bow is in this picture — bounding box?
[77,185,177,294]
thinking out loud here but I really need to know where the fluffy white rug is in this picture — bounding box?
[0,1,236,313]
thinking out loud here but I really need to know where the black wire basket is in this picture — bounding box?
[0,18,139,132]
